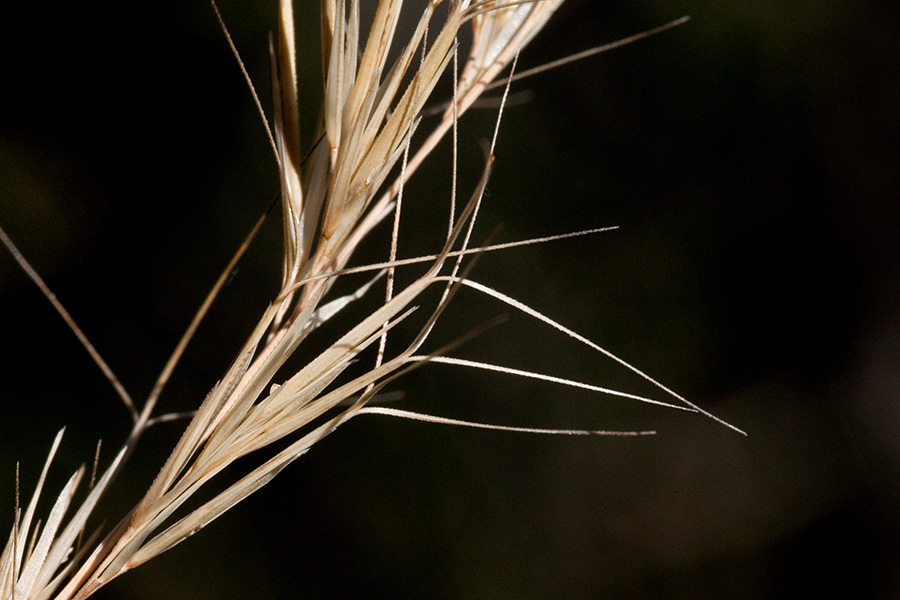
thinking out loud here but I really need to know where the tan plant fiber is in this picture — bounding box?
[0,1,741,599]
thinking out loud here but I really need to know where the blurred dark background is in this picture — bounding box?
[1,0,898,598]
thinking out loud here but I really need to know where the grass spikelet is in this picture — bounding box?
[0,2,739,599]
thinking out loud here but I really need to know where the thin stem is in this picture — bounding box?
[0,225,136,422]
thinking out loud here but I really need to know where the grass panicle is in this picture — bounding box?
[1,2,739,599]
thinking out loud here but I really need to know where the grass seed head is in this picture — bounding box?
[0,3,740,599]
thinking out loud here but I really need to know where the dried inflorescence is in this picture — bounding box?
[1,2,740,599]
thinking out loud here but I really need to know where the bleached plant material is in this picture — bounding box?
[0,1,741,599]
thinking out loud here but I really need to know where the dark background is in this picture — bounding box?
[1,0,898,598]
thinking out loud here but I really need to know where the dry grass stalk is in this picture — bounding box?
[1,1,741,599]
